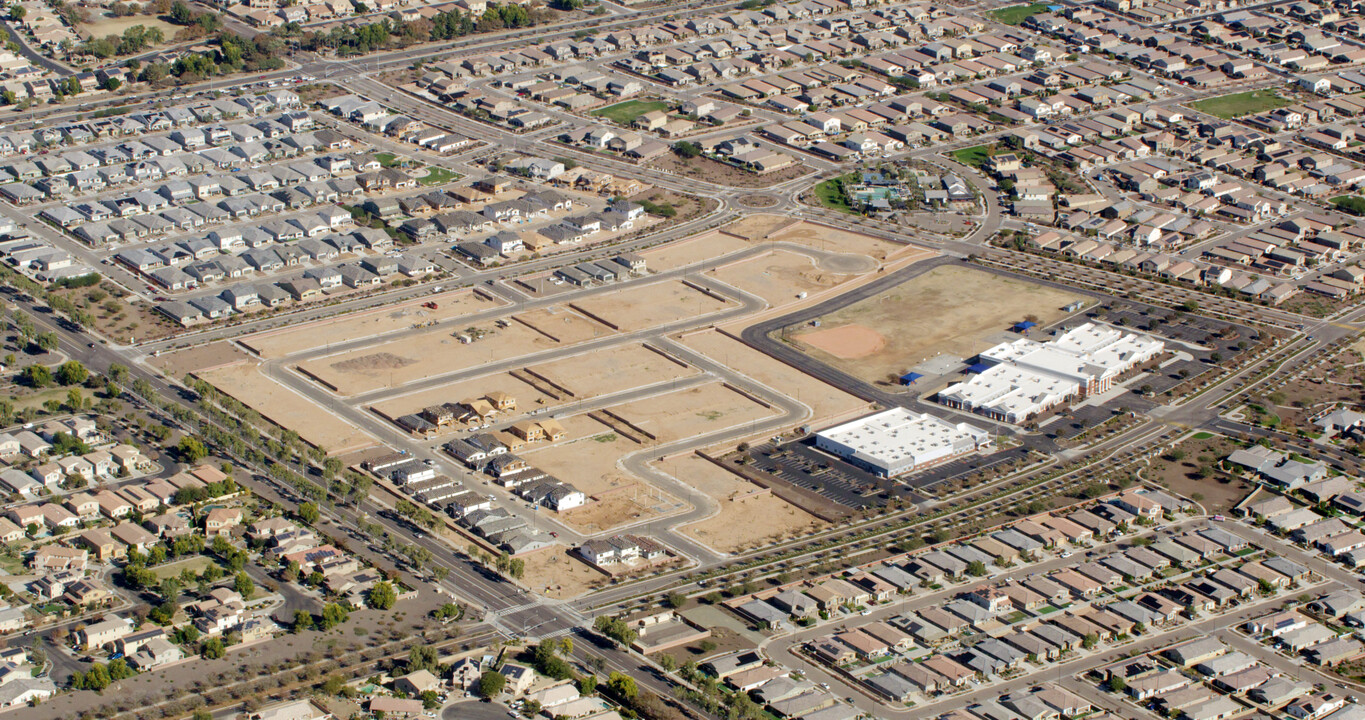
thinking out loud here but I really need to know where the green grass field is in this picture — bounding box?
[418,167,460,186]
[1331,195,1365,216]
[374,152,401,167]
[813,173,856,213]
[1189,90,1290,119]
[951,144,995,170]
[991,2,1050,24]
[591,99,670,125]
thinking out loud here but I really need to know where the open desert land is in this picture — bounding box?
[570,280,735,333]
[789,265,1084,385]
[639,230,751,272]
[528,341,700,399]
[517,546,608,599]
[677,329,872,423]
[241,289,506,359]
[723,214,802,241]
[370,342,699,424]
[149,341,253,378]
[196,362,379,454]
[766,221,910,261]
[296,307,613,396]
[605,382,780,445]
[657,453,827,554]
[708,250,857,307]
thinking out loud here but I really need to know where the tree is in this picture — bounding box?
[420,690,441,709]
[672,141,702,158]
[1107,676,1126,693]
[1082,632,1099,650]
[292,609,313,633]
[35,331,58,351]
[20,365,51,388]
[665,592,686,609]
[319,602,348,629]
[103,76,121,91]
[200,637,225,659]
[966,560,988,577]
[368,580,397,610]
[55,360,87,386]
[607,672,637,700]
[409,645,439,673]
[477,670,506,698]
[8,6,24,20]
[233,572,254,598]
[177,436,208,462]
[579,674,597,695]
[298,501,320,524]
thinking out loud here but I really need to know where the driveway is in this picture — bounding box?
[443,699,511,720]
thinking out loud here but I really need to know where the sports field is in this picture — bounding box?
[591,99,670,124]
[787,265,1082,385]
[1189,90,1290,119]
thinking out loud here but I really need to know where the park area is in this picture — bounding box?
[950,144,997,170]
[658,453,827,554]
[591,99,670,124]
[786,264,1082,385]
[1189,90,1290,119]
[990,2,1050,24]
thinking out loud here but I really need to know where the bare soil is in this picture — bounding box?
[197,362,379,455]
[517,547,608,599]
[149,342,251,378]
[1147,433,1253,514]
[708,250,856,308]
[648,154,812,188]
[659,453,826,554]
[571,280,733,333]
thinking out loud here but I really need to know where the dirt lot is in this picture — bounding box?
[649,154,812,188]
[243,290,505,359]
[1148,432,1252,514]
[723,215,801,241]
[530,342,699,398]
[197,362,378,454]
[788,265,1082,385]
[571,280,734,333]
[628,189,718,224]
[659,453,826,554]
[640,231,750,272]
[517,547,608,599]
[298,307,614,396]
[708,250,856,307]
[1265,347,1365,434]
[78,14,177,40]
[679,329,871,424]
[150,342,251,378]
[766,221,914,262]
[512,306,614,345]
[607,382,778,444]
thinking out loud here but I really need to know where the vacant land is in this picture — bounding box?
[530,342,699,398]
[518,547,607,599]
[78,14,177,40]
[243,290,504,359]
[787,265,1082,385]
[607,382,779,444]
[765,221,910,261]
[660,453,826,553]
[724,214,800,241]
[640,230,750,271]
[198,362,378,454]
[990,2,1050,24]
[709,250,856,307]
[1190,90,1290,119]
[150,342,251,378]
[680,329,871,423]
[571,280,733,332]
[591,99,670,124]
[1148,432,1249,513]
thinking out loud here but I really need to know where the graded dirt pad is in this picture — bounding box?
[149,342,252,377]
[708,250,855,308]
[370,371,558,425]
[528,342,699,399]
[512,306,613,345]
[679,329,871,424]
[640,231,750,272]
[571,280,734,333]
[790,265,1083,385]
[723,214,800,241]
[197,362,377,454]
[517,547,607,599]
[243,290,505,359]
[78,15,177,39]
[658,453,826,554]
[606,382,779,444]
[766,221,908,261]
[793,324,885,359]
[298,309,609,396]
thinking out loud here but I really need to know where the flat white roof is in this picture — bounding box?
[815,408,989,472]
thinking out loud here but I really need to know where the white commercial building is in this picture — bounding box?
[938,323,1164,424]
[813,408,992,477]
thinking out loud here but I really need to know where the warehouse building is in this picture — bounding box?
[813,408,992,478]
[938,323,1164,424]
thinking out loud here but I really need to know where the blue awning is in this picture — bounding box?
[899,372,923,385]
[1013,320,1037,332]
